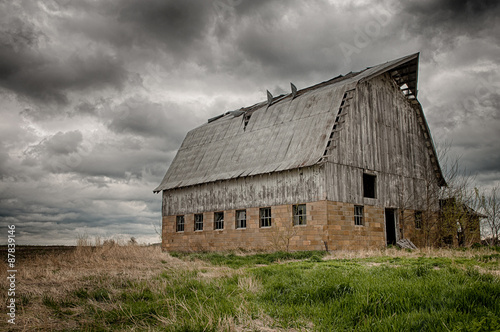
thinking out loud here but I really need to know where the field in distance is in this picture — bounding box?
[0,244,499,331]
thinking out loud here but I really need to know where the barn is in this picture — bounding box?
[154,53,446,252]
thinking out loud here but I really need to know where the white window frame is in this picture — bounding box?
[354,205,364,226]
[194,214,203,231]
[236,210,246,229]
[293,204,307,226]
[260,207,272,228]
[176,215,185,232]
[214,211,224,230]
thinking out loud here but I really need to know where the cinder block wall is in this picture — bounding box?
[162,200,394,252]
[326,202,385,250]
[162,201,328,252]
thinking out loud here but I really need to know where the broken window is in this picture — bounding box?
[176,215,185,232]
[260,207,272,228]
[214,212,224,230]
[354,205,364,226]
[194,214,203,231]
[236,210,246,229]
[414,211,422,229]
[363,173,377,199]
[293,204,307,226]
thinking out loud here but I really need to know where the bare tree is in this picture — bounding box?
[436,142,482,247]
[270,220,298,252]
[402,140,479,248]
[152,219,162,243]
[476,186,500,245]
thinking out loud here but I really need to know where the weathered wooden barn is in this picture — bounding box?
[154,53,446,251]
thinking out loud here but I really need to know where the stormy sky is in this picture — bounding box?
[0,0,499,245]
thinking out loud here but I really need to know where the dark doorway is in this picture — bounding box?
[385,208,396,245]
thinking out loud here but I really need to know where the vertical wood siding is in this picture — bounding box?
[163,165,326,216]
[325,73,439,209]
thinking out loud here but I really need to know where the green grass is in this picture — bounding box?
[251,260,499,331]
[39,250,500,331]
[169,250,327,268]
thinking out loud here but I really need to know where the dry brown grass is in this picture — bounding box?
[0,245,183,331]
[1,245,497,331]
[324,246,498,260]
[0,245,287,331]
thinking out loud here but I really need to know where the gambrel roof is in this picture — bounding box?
[154,53,444,193]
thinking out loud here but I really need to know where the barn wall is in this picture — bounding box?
[162,165,326,216]
[325,162,429,210]
[325,73,440,210]
[326,201,386,251]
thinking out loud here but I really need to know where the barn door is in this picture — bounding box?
[385,208,397,246]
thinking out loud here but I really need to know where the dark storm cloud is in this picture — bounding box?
[0,3,128,116]
[212,0,347,83]
[405,0,499,23]
[0,45,128,110]
[108,98,176,138]
[59,0,214,59]
[118,0,212,50]
[400,0,500,42]
[105,97,202,149]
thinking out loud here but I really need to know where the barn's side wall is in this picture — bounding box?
[162,165,326,216]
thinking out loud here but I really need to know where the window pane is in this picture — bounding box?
[195,214,203,231]
[214,212,224,230]
[236,210,246,229]
[176,215,184,232]
[354,206,364,226]
[293,204,306,225]
[260,207,271,227]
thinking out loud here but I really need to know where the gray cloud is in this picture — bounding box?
[0,3,128,120]
[400,0,500,50]
[107,97,186,139]
[43,131,83,155]
[58,0,214,60]
[118,0,212,49]
[0,34,127,108]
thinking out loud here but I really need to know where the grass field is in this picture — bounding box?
[1,245,499,331]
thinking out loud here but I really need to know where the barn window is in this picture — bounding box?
[236,210,246,229]
[415,211,422,229]
[293,204,307,226]
[260,207,272,228]
[354,205,364,226]
[214,212,224,230]
[176,215,185,232]
[194,214,203,231]
[363,173,376,198]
